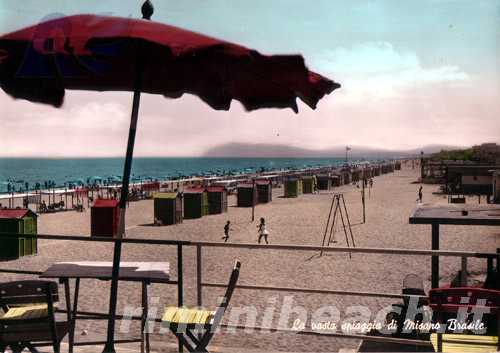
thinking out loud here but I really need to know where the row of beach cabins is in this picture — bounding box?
[90,161,400,236]
[0,162,401,255]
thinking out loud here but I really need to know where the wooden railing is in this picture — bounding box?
[0,233,498,350]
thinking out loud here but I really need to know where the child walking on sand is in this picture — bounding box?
[222,220,232,242]
[257,217,269,244]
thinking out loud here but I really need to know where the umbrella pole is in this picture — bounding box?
[103,3,154,352]
[103,90,142,353]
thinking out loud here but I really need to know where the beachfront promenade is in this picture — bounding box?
[0,164,498,352]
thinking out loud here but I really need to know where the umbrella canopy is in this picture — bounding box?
[0,14,339,112]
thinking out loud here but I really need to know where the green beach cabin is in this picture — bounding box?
[0,208,38,259]
[317,175,332,190]
[256,180,272,203]
[206,186,228,215]
[284,178,303,198]
[154,192,183,225]
[183,188,209,219]
[237,183,258,207]
[302,176,317,194]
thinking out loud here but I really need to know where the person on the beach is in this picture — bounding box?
[222,220,232,242]
[369,178,373,188]
[417,186,423,203]
[257,217,269,244]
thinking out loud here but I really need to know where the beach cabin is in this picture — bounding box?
[206,186,228,214]
[256,180,272,203]
[316,175,332,190]
[351,169,361,183]
[341,170,351,185]
[446,165,499,198]
[302,176,317,194]
[91,199,120,237]
[183,188,208,219]
[493,170,500,203]
[237,183,258,207]
[284,178,302,198]
[0,208,37,259]
[331,174,342,187]
[381,164,394,174]
[154,192,183,225]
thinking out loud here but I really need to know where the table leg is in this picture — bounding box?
[178,244,184,353]
[140,283,145,353]
[431,223,440,289]
[63,279,74,353]
[141,282,150,353]
[71,278,80,353]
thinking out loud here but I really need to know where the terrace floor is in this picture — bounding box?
[35,341,360,353]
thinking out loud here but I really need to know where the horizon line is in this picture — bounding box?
[0,155,395,159]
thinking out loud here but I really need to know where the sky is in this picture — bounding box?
[0,0,499,157]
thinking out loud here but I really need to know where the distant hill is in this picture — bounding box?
[202,143,464,159]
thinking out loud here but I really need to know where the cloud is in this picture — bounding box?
[312,42,469,99]
[0,97,130,157]
[0,41,497,157]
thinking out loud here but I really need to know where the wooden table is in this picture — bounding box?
[40,261,171,353]
[409,204,500,288]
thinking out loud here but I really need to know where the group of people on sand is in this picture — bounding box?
[221,217,269,244]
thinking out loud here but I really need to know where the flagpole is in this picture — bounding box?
[103,2,153,352]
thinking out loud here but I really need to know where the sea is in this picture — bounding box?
[0,157,381,194]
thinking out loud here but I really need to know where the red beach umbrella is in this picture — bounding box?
[0,2,340,352]
[0,13,338,112]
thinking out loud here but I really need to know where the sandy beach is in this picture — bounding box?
[1,164,498,352]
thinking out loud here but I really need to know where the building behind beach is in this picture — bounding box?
[471,143,500,164]
[493,170,500,203]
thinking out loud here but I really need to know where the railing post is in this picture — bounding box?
[431,223,440,288]
[177,243,183,353]
[460,257,467,286]
[252,178,255,222]
[196,244,202,307]
[487,256,493,276]
[497,248,500,274]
